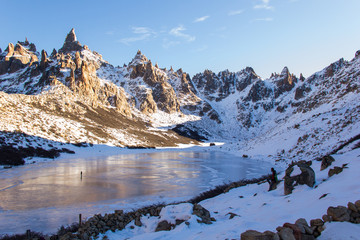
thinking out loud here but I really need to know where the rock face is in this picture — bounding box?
[284,161,315,195]
[0,41,39,75]
[127,51,180,113]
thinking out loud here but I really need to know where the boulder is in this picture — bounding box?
[348,202,358,213]
[355,200,360,211]
[320,155,335,170]
[240,230,279,240]
[284,162,315,195]
[155,220,173,232]
[327,206,351,222]
[193,204,212,224]
[310,219,324,227]
[283,223,302,239]
[295,218,313,235]
[328,166,343,177]
[278,227,295,240]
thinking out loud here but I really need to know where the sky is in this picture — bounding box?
[1,0,360,78]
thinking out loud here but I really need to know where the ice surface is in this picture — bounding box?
[0,147,273,235]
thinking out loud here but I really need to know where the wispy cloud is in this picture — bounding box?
[195,45,208,52]
[194,16,210,23]
[163,39,181,49]
[252,17,273,22]
[228,10,244,16]
[119,27,155,45]
[169,25,196,42]
[105,30,115,35]
[254,0,274,10]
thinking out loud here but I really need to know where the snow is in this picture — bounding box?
[290,165,302,177]
[318,222,360,240]
[96,147,360,240]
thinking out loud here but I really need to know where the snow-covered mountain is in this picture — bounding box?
[1,28,359,164]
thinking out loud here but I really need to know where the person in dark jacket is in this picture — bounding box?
[267,168,278,191]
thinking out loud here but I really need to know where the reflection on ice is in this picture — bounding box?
[0,150,272,235]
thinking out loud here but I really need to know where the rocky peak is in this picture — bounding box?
[299,73,305,81]
[59,28,83,53]
[65,28,77,43]
[280,66,290,78]
[17,38,36,52]
[129,50,149,66]
[0,41,39,74]
[324,58,346,78]
[236,67,261,92]
[355,50,360,58]
[272,66,297,97]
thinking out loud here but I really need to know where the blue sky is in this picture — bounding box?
[1,0,360,78]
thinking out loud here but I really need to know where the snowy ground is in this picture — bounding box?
[97,146,360,240]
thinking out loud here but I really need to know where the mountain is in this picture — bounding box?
[0,28,359,164]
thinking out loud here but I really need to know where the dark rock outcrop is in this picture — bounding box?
[320,155,335,171]
[284,161,315,195]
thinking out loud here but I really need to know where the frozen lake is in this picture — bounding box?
[0,150,273,235]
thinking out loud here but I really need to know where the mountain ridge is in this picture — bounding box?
[0,28,359,165]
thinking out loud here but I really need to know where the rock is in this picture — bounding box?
[327,206,351,222]
[245,80,273,102]
[74,51,82,69]
[115,210,123,215]
[283,223,302,239]
[322,214,331,222]
[355,200,360,211]
[294,85,311,100]
[278,227,295,240]
[348,202,358,213]
[310,218,324,227]
[274,67,297,98]
[134,217,142,227]
[193,204,212,224]
[40,49,48,70]
[328,166,343,177]
[240,230,278,240]
[155,220,173,232]
[284,162,315,195]
[5,43,14,60]
[320,155,335,170]
[295,218,313,235]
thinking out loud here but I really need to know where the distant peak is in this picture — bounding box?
[129,49,149,66]
[65,28,77,43]
[280,66,290,76]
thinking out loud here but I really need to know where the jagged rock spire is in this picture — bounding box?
[280,66,290,77]
[59,28,83,53]
[65,28,77,43]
